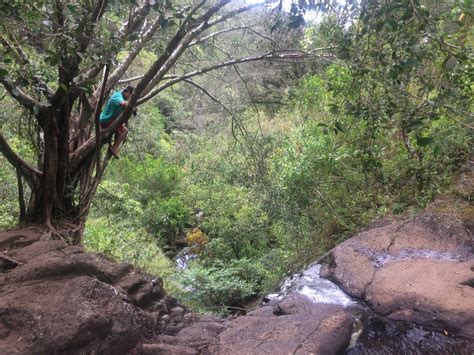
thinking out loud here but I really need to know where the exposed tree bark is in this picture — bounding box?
[16,167,26,222]
[0,133,41,190]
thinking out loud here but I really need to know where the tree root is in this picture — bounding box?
[40,222,68,244]
[40,220,83,245]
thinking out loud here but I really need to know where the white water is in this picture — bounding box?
[265,262,356,307]
[372,248,468,268]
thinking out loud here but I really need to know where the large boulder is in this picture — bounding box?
[0,228,174,354]
[212,294,354,355]
[320,210,474,337]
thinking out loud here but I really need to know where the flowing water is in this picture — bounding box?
[175,247,198,270]
[264,262,474,354]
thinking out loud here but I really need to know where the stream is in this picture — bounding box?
[175,248,473,353]
[263,262,474,354]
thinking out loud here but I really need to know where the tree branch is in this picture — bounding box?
[72,0,152,89]
[189,26,249,47]
[138,50,329,104]
[136,0,233,100]
[182,78,252,153]
[0,78,45,112]
[70,0,279,170]
[16,167,26,221]
[98,14,162,97]
[94,63,111,173]
[206,2,264,28]
[117,75,143,84]
[0,133,42,190]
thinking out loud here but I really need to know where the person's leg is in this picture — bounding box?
[100,120,114,145]
[109,124,128,158]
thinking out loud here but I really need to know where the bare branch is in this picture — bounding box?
[98,14,162,97]
[138,50,331,104]
[118,74,177,84]
[182,78,252,152]
[445,112,474,130]
[0,33,29,65]
[94,63,111,173]
[0,133,42,189]
[131,0,233,102]
[117,75,143,84]
[0,78,45,112]
[206,2,264,28]
[189,26,249,47]
[72,0,153,89]
[72,64,104,88]
[400,89,474,128]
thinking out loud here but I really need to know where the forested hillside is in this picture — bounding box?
[1,0,472,314]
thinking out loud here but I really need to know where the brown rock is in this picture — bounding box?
[212,294,353,355]
[320,211,474,337]
[142,343,198,354]
[0,228,169,354]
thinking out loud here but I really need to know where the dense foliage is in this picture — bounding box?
[1,0,472,313]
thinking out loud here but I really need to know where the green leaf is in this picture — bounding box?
[0,67,8,78]
[67,4,77,13]
[343,101,354,113]
[400,7,414,21]
[416,136,434,146]
[334,121,345,133]
[328,104,339,114]
[408,119,423,129]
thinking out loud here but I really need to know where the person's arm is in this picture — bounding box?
[120,100,135,115]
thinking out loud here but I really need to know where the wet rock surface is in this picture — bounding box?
[320,163,474,339]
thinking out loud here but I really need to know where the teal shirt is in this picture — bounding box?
[100,91,126,123]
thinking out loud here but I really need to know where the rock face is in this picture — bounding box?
[0,228,356,355]
[213,295,353,355]
[320,185,474,337]
[142,295,354,355]
[0,228,174,354]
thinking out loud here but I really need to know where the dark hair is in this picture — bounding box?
[123,85,134,93]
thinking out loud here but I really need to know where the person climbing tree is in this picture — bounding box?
[100,86,135,159]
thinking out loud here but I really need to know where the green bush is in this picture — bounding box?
[144,196,191,248]
[84,217,177,285]
[177,258,268,314]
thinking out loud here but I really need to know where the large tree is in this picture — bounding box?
[0,0,334,242]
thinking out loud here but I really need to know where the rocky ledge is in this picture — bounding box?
[0,226,355,354]
[0,162,472,354]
